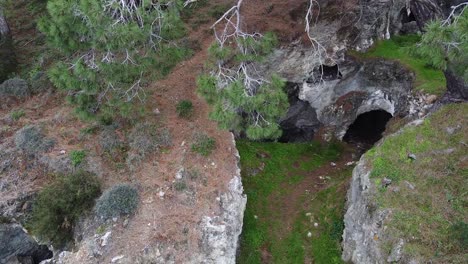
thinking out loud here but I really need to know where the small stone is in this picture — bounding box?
[181,141,185,147]
[211,162,215,166]
[111,255,125,263]
[59,150,66,155]
[405,181,415,190]
[123,219,129,228]
[382,177,392,187]
[425,94,437,104]
[153,108,160,115]
[112,217,118,222]
[407,153,417,160]
[305,212,312,217]
[314,222,319,227]
[345,161,355,166]
[446,125,460,135]
[158,191,165,198]
[387,239,405,262]
[216,197,221,202]
[330,162,337,167]
[100,231,111,247]
[307,231,312,238]
[176,168,185,180]
[254,215,258,219]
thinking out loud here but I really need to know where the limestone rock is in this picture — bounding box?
[0,224,52,264]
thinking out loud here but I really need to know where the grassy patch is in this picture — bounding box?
[10,109,25,121]
[70,150,86,167]
[366,103,468,261]
[352,35,446,95]
[237,140,351,263]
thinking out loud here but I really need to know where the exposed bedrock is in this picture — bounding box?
[273,54,414,143]
[0,224,53,264]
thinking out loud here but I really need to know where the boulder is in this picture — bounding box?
[0,224,52,264]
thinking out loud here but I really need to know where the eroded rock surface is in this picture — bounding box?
[0,224,52,264]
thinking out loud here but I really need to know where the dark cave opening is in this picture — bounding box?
[307,64,343,83]
[400,8,416,23]
[343,110,392,150]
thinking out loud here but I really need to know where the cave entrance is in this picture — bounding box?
[400,8,416,23]
[343,110,392,150]
[307,64,342,83]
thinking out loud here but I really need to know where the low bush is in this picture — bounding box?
[126,123,172,169]
[95,184,139,219]
[191,132,216,156]
[0,78,30,98]
[70,150,86,167]
[14,125,55,155]
[176,100,194,118]
[98,127,126,158]
[28,172,101,247]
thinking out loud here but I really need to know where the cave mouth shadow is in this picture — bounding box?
[343,110,393,150]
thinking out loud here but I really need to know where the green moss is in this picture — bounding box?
[352,35,446,95]
[366,103,468,261]
[237,140,349,263]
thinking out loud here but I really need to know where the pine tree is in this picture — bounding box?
[197,2,288,140]
[39,0,190,119]
[412,4,468,82]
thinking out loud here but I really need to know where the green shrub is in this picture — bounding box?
[10,109,25,121]
[174,181,187,191]
[95,184,139,219]
[191,133,216,156]
[70,150,86,167]
[176,100,194,118]
[14,125,55,155]
[28,172,101,247]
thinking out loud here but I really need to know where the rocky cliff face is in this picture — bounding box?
[341,154,388,263]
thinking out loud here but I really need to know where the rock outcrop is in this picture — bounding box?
[341,155,389,263]
[0,224,52,264]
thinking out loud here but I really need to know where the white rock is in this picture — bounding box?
[59,150,66,155]
[330,162,337,167]
[314,222,319,227]
[100,231,112,247]
[158,191,165,198]
[111,255,124,263]
[176,168,185,180]
[307,231,312,238]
